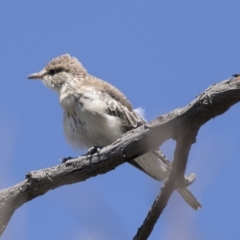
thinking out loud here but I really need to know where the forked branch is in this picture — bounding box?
[134,130,197,240]
[0,75,240,238]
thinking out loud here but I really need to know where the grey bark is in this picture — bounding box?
[0,75,240,239]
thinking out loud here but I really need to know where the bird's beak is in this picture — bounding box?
[27,70,46,80]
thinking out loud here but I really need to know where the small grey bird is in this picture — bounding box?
[28,54,201,210]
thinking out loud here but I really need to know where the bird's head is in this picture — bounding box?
[27,54,87,92]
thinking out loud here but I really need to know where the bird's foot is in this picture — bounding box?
[61,156,74,163]
[60,146,105,164]
[87,146,104,155]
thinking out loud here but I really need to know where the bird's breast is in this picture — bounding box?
[60,92,124,150]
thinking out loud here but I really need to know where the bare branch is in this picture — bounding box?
[0,75,240,236]
[133,130,197,240]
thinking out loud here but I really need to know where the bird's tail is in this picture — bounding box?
[130,150,202,210]
[177,188,202,210]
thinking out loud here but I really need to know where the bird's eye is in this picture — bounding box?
[48,68,63,76]
[49,69,56,75]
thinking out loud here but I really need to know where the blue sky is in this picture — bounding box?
[1,1,240,239]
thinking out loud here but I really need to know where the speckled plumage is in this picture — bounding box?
[45,54,87,77]
[28,54,201,210]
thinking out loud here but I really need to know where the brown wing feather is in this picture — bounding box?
[87,75,145,131]
[106,98,144,132]
[88,76,133,110]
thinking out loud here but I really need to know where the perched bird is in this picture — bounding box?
[28,54,201,210]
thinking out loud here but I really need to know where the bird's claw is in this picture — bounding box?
[87,146,104,155]
[61,156,74,163]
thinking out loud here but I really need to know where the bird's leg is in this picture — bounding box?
[84,146,105,165]
[61,146,105,164]
[87,146,105,155]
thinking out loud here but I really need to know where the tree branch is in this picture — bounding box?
[1,75,240,237]
[133,130,197,240]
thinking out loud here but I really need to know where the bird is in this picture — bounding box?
[27,54,201,210]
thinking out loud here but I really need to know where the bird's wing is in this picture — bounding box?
[88,76,145,131]
[105,97,144,131]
